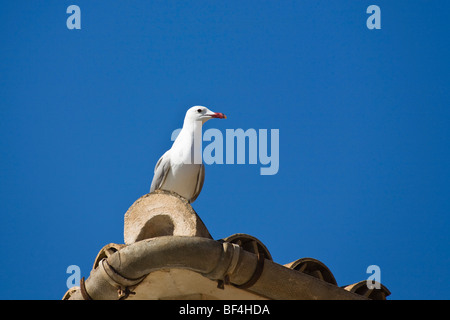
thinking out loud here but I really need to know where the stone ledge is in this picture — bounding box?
[124,190,212,244]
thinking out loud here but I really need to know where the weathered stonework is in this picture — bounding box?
[124,190,212,244]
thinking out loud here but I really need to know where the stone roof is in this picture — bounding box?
[63,190,390,300]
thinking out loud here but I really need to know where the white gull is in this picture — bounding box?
[150,106,226,203]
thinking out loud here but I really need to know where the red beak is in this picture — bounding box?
[210,112,227,119]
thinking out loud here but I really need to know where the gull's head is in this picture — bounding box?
[185,106,227,124]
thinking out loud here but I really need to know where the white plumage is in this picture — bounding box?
[150,106,226,203]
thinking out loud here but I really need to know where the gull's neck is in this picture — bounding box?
[171,119,203,164]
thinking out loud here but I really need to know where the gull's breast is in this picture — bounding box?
[161,163,201,201]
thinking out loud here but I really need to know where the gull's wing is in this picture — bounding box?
[189,163,205,203]
[150,150,171,193]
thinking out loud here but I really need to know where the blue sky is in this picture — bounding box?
[1,1,449,299]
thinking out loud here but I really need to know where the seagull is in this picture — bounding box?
[150,106,227,203]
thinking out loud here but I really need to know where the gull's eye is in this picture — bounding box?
[197,109,202,113]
